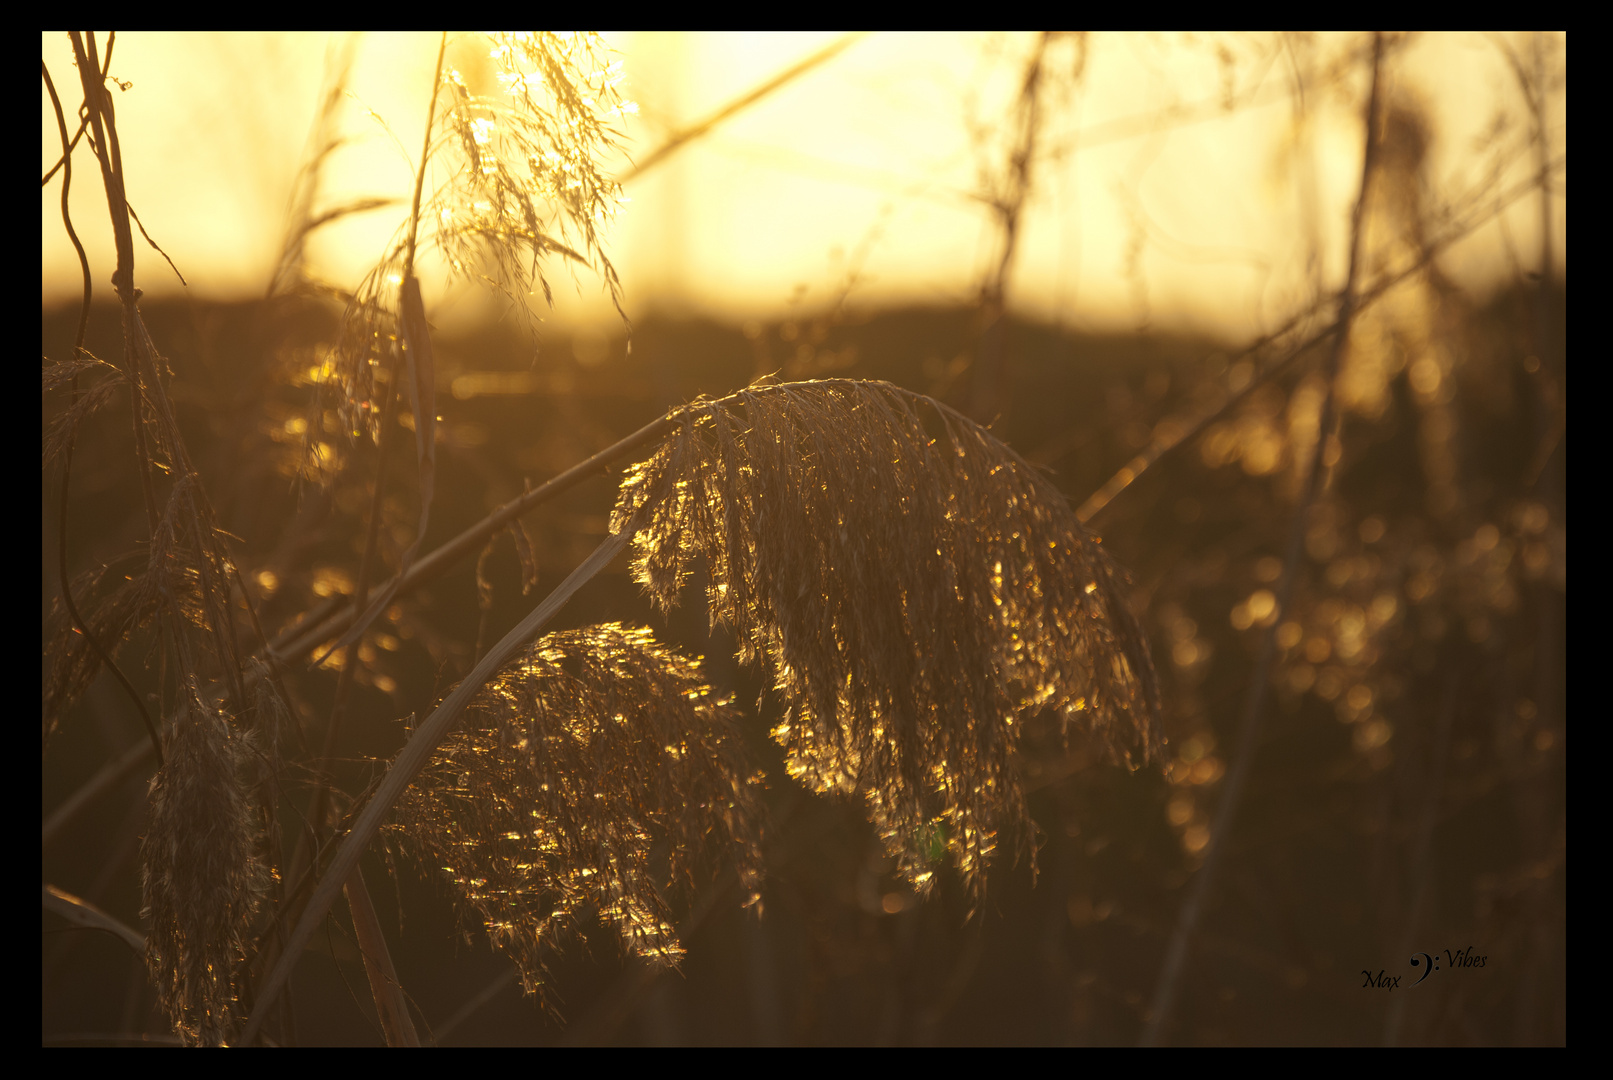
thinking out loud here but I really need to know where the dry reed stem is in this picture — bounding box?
[613,378,1162,900]
[268,415,679,666]
[243,528,633,1041]
[343,864,421,1046]
[48,37,277,1046]
[42,884,145,955]
[1080,141,1566,525]
[620,33,866,183]
[43,42,165,763]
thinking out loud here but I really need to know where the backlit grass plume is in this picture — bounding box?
[390,623,764,1009]
[140,684,267,1047]
[437,32,633,318]
[319,32,632,452]
[611,379,1163,900]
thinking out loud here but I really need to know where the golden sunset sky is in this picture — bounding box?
[43,32,1565,341]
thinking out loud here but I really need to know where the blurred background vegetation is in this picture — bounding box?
[43,31,1564,1045]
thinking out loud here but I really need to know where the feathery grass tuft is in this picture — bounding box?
[437,32,632,319]
[318,32,633,458]
[612,379,1162,899]
[140,684,267,1046]
[390,623,764,1010]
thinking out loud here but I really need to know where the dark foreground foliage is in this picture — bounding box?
[44,284,1563,1044]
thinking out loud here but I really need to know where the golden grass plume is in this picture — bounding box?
[316,32,633,457]
[612,379,1162,899]
[390,623,764,1010]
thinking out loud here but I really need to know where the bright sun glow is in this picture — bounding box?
[42,32,1565,342]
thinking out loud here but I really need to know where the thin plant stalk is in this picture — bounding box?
[42,884,146,955]
[969,31,1057,422]
[287,55,458,1033]
[1079,152,1564,526]
[620,33,866,183]
[428,969,516,1045]
[309,33,446,671]
[343,864,420,1047]
[268,414,679,665]
[42,54,162,762]
[272,308,406,1022]
[43,414,682,853]
[1139,32,1385,1047]
[42,740,152,849]
[242,527,634,1043]
[1381,669,1461,1046]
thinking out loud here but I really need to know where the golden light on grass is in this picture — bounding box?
[41,29,1565,1046]
[612,378,1162,900]
[390,623,764,1009]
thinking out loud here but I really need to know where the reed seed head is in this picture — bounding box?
[140,685,267,1046]
[314,33,633,465]
[391,623,764,1011]
[612,379,1162,901]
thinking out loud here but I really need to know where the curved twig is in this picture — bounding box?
[43,884,145,956]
